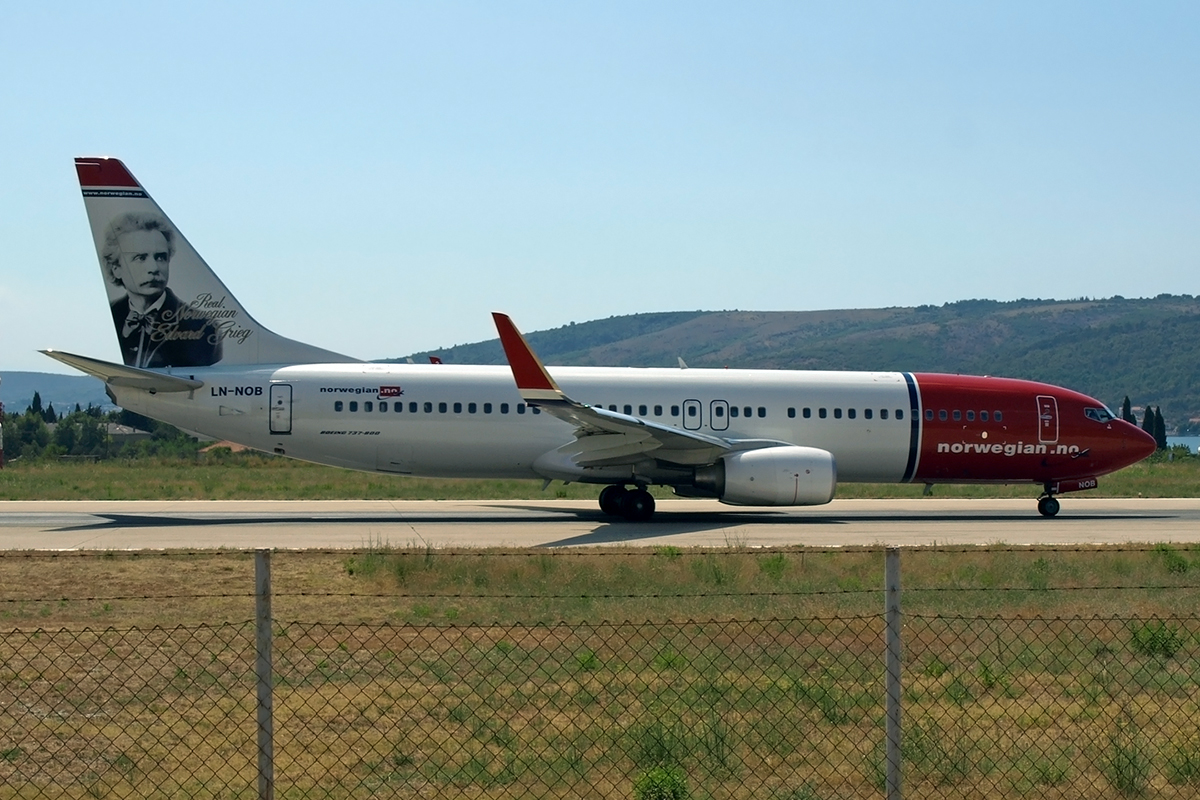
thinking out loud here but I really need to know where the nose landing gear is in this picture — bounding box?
[598,484,656,521]
[1037,493,1060,517]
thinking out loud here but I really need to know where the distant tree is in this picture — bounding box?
[74,403,82,414]
[52,416,77,452]
[12,414,49,458]
[28,391,43,417]
[1142,407,1156,437]
[1154,407,1168,450]
[43,403,57,424]
[1121,396,1136,425]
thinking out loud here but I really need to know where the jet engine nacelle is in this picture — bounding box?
[693,445,837,506]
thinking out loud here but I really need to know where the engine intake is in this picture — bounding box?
[694,446,837,506]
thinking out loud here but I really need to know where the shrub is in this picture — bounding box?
[1105,713,1150,797]
[1130,620,1183,659]
[633,766,689,800]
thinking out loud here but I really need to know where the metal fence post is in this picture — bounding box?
[885,547,902,800]
[255,549,274,800]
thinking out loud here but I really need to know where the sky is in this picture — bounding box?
[2,2,1197,373]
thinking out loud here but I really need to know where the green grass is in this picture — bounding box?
[0,448,1198,500]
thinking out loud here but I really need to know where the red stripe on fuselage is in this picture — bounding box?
[912,373,1154,484]
[75,157,140,188]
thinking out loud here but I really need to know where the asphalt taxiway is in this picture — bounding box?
[1,498,1197,550]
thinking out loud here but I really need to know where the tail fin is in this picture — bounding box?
[75,157,360,368]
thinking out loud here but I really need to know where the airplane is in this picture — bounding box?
[44,157,1157,521]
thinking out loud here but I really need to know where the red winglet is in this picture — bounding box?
[492,313,559,393]
[75,157,140,188]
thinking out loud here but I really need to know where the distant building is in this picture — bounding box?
[104,423,153,445]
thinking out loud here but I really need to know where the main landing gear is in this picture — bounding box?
[1037,493,1061,518]
[598,484,656,522]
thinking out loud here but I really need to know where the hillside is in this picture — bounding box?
[0,371,113,415]
[8,297,1196,434]
[397,296,1200,433]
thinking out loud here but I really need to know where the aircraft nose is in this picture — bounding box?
[1127,423,1157,461]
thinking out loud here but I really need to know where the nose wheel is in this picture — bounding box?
[598,485,656,521]
[1037,494,1060,517]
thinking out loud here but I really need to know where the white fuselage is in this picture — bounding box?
[116,363,917,483]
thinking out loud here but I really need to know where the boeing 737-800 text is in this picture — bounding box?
[43,158,1156,520]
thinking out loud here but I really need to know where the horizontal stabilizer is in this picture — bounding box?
[40,350,204,393]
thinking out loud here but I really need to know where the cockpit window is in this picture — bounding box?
[1085,407,1115,423]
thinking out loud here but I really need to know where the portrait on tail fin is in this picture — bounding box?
[101,211,223,368]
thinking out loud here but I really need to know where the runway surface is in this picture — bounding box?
[1,497,1198,550]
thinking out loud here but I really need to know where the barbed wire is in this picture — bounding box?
[4,581,1200,604]
[0,543,1196,560]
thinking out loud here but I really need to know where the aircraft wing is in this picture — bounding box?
[492,313,786,468]
[41,350,204,394]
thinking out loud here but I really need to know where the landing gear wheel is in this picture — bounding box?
[599,485,628,516]
[619,489,656,521]
[1037,495,1060,517]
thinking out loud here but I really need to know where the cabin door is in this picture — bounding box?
[270,384,293,435]
[682,399,702,430]
[1036,395,1058,444]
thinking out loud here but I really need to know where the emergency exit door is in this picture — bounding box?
[270,384,293,435]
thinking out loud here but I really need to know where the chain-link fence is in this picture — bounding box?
[3,546,1200,798]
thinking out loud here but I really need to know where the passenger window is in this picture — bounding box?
[438,402,447,413]
[938,409,947,421]
[424,402,433,413]
[864,409,872,420]
[349,401,358,412]
[671,405,680,416]
[688,406,697,417]
[335,401,343,412]
[803,408,811,418]
[994,411,1003,422]
[896,410,904,420]
[533,406,541,414]
[453,402,462,413]
[744,406,752,418]
[925,409,933,421]
[380,402,387,412]
[654,405,663,416]
[468,402,477,414]
[501,403,509,414]
[980,411,988,422]
[715,406,725,417]
[880,409,887,420]
[484,403,492,414]
[758,407,766,418]
[624,405,632,415]
[848,408,856,419]
[788,407,796,418]
[608,405,617,412]
[730,406,739,418]
[639,405,648,416]
[834,408,842,419]
[819,408,827,419]
[966,410,974,421]
[410,402,418,413]
[517,404,526,414]
[364,401,373,412]
[952,410,961,421]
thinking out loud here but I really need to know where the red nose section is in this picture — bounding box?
[1127,422,1158,463]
